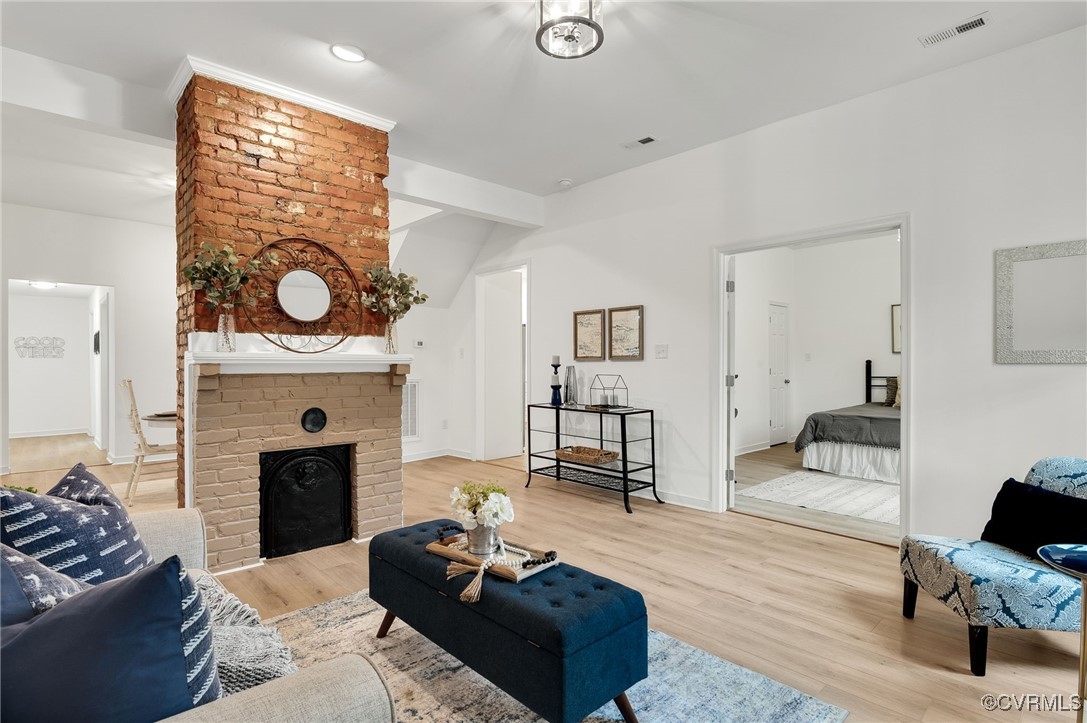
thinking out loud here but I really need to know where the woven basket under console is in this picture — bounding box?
[554,446,619,465]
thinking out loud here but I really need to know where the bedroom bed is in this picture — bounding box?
[793,361,900,483]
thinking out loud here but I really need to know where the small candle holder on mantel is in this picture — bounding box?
[550,355,562,406]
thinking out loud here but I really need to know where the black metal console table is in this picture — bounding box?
[526,404,662,514]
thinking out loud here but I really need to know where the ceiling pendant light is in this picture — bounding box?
[536,0,603,59]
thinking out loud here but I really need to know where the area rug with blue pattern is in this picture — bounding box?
[269,590,847,722]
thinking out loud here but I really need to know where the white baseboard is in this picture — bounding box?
[212,559,264,576]
[107,452,177,465]
[403,448,473,463]
[9,428,92,439]
[736,442,770,457]
[636,488,716,512]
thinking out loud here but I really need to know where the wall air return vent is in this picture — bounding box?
[402,380,420,441]
[919,12,992,47]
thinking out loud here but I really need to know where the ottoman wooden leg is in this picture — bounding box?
[613,692,638,723]
[376,611,397,639]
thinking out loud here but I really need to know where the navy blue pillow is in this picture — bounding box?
[1,555,221,721]
[0,463,152,584]
[0,552,33,625]
[981,478,1087,559]
[0,543,89,624]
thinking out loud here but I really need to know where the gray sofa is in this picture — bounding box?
[130,509,395,723]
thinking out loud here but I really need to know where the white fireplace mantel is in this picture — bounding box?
[186,350,414,375]
[182,332,413,508]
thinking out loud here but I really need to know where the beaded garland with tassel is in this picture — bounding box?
[433,525,559,603]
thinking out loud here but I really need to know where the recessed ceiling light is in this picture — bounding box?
[29,281,58,290]
[330,44,366,63]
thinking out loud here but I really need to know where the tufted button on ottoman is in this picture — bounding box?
[369,519,648,723]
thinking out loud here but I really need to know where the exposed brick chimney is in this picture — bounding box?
[174,75,392,506]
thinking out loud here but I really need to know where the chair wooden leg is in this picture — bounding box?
[376,611,396,639]
[126,454,144,505]
[902,578,919,619]
[969,624,988,676]
[613,692,637,723]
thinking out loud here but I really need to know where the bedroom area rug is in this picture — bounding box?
[269,590,848,723]
[737,471,899,524]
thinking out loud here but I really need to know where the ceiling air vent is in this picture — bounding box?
[622,136,658,149]
[919,12,992,48]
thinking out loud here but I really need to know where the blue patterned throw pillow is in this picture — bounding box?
[0,555,221,721]
[0,542,90,623]
[0,463,153,584]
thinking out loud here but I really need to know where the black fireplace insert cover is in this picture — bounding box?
[259,444,351,558]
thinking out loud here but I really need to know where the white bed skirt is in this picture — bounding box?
[801,442,899,483]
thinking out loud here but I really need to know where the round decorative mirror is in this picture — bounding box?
[276,269,331,322]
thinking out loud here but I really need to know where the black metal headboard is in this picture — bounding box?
[865,360,895,404]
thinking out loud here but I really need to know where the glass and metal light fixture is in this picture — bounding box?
[536,0,603,59]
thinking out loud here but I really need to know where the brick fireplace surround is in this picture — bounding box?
[191,365,407,570]
[175,73,405,572]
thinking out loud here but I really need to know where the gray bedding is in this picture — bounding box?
[794,403,901,452]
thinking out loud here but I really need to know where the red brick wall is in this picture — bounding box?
[175,74,392,505]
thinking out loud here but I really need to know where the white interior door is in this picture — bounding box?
[768,302,790,446]
[481,271,524,460]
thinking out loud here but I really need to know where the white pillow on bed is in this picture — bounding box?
[894,376,902,408]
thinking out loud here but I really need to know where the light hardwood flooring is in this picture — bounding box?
[1,434,176,505]
[735,444,900,545]
[222,456,1077,723]
[2,452,1078,721]
[8,433,108,474]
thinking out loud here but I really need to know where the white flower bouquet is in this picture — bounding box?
[450,482,514,530]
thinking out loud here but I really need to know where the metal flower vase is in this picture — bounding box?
[217,313,236,353]
[466,525,501,559]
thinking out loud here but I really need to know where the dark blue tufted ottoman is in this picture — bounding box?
[369,519,648,723]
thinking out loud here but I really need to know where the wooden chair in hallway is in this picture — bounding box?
[120,379,176,505]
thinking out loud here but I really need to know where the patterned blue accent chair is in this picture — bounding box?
[900,456,1086,675]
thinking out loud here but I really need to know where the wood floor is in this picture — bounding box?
[7,433,108,474]
[2,449,1078,721]
[735,444,900,545]
[2,434,177,506]
[220,456,1078,723]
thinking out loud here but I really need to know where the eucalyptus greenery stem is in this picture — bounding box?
[361,263,429,323]
[181,242,276,311]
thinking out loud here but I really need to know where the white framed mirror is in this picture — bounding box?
[276,269,332,322]
[995,239,1086,364]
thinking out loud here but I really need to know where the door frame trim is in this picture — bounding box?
[709,213,912,541]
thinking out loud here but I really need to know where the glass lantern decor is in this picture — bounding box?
[589,374,629,409]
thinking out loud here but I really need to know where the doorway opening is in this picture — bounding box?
[714,217,908,544]
[5,280,114,480]
[475,264,529,468]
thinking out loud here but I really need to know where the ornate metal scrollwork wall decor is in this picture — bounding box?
[243,237,364,353]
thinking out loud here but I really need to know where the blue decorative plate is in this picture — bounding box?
[1038,544,1087,579]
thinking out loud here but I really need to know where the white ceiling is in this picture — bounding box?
[2,104,176,226]
[2,2,1083,195]
[392,214,497,307]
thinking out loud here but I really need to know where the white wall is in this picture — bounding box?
[8,292,92,436]
[395,305,452,461]
[2,204,177,462]
[791,233,901,430]
[444,28,1087,536]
